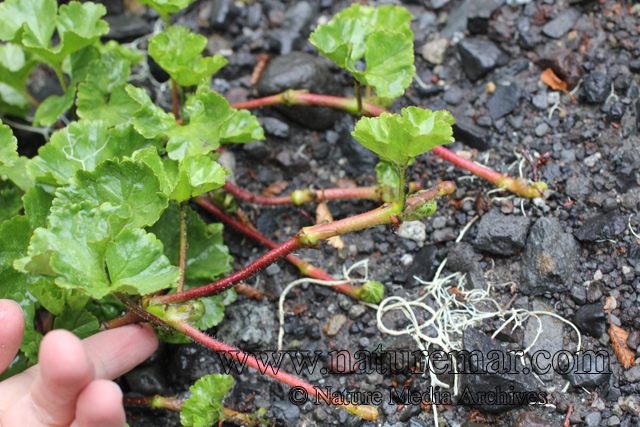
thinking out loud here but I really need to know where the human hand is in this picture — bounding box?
[0,299,158,427]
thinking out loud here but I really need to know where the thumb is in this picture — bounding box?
[0,299,25,374]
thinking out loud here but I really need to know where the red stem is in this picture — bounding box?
[193,196,359,298]
[171,319,378,420]
[223,181,423,206]
[100,310,143,330]
[231,91,546,198]
[123,396,184,411]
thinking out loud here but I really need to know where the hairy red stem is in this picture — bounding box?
[223,181,423,206]
[193,196,359,298]
[170,318,378,420]
[231,91,546,197]
[100,310,143,330]
[149,182,453,306]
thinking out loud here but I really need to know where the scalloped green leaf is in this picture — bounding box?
[0,119,18,168]
[54,159,169,228]
[352,107,455,166]
[220,109,264,143]
[15,202,179,299]
[127,85,233,161]
[23,186,55,229]
[33,85,77,126]
[53,308,100,339]
[0,43,38,93]
[76,52,138,126]
[309,8,415,99]
[105,228,180,296]
[135,0,198,15]
[181,374,234,427]
[28,121,161,186]
[0,0,57,45]
[148,26,227,87]
[335,4,413,39]
[0,186,23,224]
[102,40,144,65]
[0,157,33,192]
[0,83,30,118]
[22,2,109,66]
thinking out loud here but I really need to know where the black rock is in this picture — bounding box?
[447,242,482,271]
[574,213,627,241]
[210,0,240,29]
[444,87,463,105]
[607,101,626,122]
[257,52,343,130]
[457,38,510,82]
[442,0,500,39]
[124,364,168,395]
[243,140,270,160]
[486,82,522,120]
[570,286,587,305]
[96,0,123,15]
[520,217,580,295]
[168,344,224,384]
[216,302,275,351]
[616,167,638,193]
[406,245,439,287]
[572,303,606,338]
[565,176,592,201]
[541,8,580,39]
[260,117,290,138]
[563,351,612,388]
[473,210,531,256]
[582,72,612,104]
[335,116,377,175]
[458,327,541,413]
[452,118,491,151]
[282,1,316,38]
[517,18,540,50]
[104,14,151,41]
[271,401,301,426]
[467,5,495,34]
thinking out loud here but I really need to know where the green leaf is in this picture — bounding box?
[335,4,413,39]
[0,215,42,363]
[29,120,161,186]
[102,40,144,65]
[29,278,89,316]
[148,203,232,283]
[131,147,180,195]
[0,43,39,93]
[0,352,29,381]
[23,186,55,229]
[148,26,227,87]
[181,374,234,427]
[54,159,169,228]
[194,288,236,330]
[0,0,57,45]
[21,2,109,66]
[352,107,455,166]
[220,109,264,143]
[0,156,34,191]
[127,85,234,161]
[33,85,77,127]
[84,294,125,323]
[15,202,179,299]
[105,228,180,295]
[54,308,100,339]
[0,119,18,168]
[0,187,23,224]
[19,329,42,363]
[0,83,30,118]
[134,0,198,16]
[309,6,415,99]
[76,52,139,126]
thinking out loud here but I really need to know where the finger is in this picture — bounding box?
[0,299,24,374]
[70,380,126,427]
[0,323,158,410]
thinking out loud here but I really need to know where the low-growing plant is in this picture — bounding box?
[0,0,549,424]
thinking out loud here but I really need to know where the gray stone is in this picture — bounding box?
[624,365,640,383]
[217,302,275,351]
[442,0,500,39]
[257,52,343,130]
[486,83,522,119]
[244,140,270,160]
[125,364,168,395]
[574,213,627,241]
[533,92,548,110]
[566,177,592,201]
[523,299,564,380]
[541,8,581,39]
[572,303,606,338]
[584,412,601,427]
[348,305,367,319]
[282,1,315,38]
[432,227,457,243]
[422,38,449,65]
[104,14,151,40]
[520,217,580,295]
[473,210,531,256]
[513,412,552,427]
[271,401,300,425]
[458,327,541,413]
[535,122,549,137]
[260,117,290,138]
[563,351,611,388]
[444,86,463,105]
[583,72,612,104]
[457,38,510,82]
[210,0,240,30]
